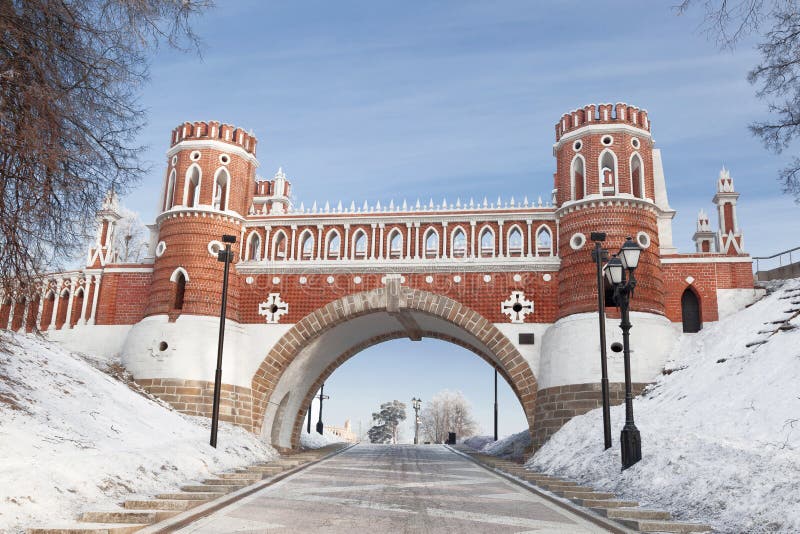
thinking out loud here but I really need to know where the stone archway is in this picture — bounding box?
[250,282,538,450]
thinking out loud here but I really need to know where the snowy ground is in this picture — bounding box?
[463,431,532,461]
[0,332,277,533]
[300,429,347,449]
[529,279,800,533]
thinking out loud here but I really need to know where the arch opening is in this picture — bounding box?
[681,286,702,333]
[251,288,538,450]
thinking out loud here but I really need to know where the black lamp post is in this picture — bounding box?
[605,237,643,470]
[590,232,612,451]
[307,404,312,434]
[316,383,329,435]
[493,367,499,441]
[210,234,236,448]
[411,397,421,444]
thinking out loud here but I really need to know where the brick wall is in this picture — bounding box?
[532,381,648,449]
[95,272,152,325]
[136,378,253,432]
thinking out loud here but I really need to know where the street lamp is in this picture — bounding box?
[411,397,422,444]
[316,383,329,435]
[605,236,643,470]
[210,234,236,448]
[590,232,612,451]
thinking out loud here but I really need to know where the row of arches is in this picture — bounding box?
[242,223,555,262]
[570,150,645,201]
[1,278,100,333]
[163,165,231,212]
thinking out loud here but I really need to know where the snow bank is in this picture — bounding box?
[462,435,494,451]
[529,279,800,533]
[462,431,532,461]
[0,332,277,533]
[300,429,346,449]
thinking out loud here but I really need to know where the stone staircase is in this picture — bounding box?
[27,443,350,534]
[454,446,713,533]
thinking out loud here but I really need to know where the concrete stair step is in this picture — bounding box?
[179,484,239,493]
[591,507,672,520]
[245,465,287,473]
[556,490,615,500]
[28,524,148,534]
[123,499,206,511]
[202,478,251,485]
[216,471,264,483]
[616,519,711,533]
[538,482,593,492]
[571,498,639,508]
[155,492,220,501]
[80,510,179,524]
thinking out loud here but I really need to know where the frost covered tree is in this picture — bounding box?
[420,390,478,444]
[112,208,150,263]
[0,0,211,295]
[368,400,406,444]
[678,0,800,201]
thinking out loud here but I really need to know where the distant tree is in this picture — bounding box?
[112,208,150,263]
[0,0,211,296]
[420,390,478,444]
[368,400,406,444]
[677,1,800,201]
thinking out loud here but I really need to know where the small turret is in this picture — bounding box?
[253,167,293,215]
[712,167,744,254]
[692,209,716,252]
[87,189,122,267]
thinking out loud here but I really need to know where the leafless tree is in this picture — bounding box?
[112,207,150,263]
[677,1,800,201]
[420,390,478,443]
[0,0,211,298]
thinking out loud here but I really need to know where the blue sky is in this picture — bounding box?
[128,1,798,439]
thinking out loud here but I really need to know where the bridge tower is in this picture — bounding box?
[146,121,259,321]
[535,103,676,447]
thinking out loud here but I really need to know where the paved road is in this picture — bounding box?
[178,444,611,533]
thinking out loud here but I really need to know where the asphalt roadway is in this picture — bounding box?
[176,444,611,533]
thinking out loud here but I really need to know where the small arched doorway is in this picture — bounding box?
[681,287,702,333]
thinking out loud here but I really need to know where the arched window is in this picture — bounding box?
[630,153,644,199]
[41,292,55,328]
[272,230,288,260]
[212,168,230,211]
[246,231,261,261]
[352,230,367,260]
[507,226,523,257]
[571,155,585,200]
[599,150,617,196]
[164,169,176,211]
[479,227,495,257]
[536,225,552,256]
[299,230,315,260]
[184,164,201,207]
[424,228,439,258]
[70,290,83,328]
[681,287,702,333]
[451,227,467,258]
[170,268,189,310]
[388,229,403,259]
[326,231,341,259]
[56,289,69,329]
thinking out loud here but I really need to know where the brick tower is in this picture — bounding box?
[146,121,258,321]
[536,104,677,446]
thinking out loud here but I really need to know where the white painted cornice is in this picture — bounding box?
[167,139,260,167]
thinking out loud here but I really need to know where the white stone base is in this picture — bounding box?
[537,311,680,390]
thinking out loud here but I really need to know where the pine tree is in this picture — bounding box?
[367,400,407,444]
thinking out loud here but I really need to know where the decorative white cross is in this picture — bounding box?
[501,291,534,323]
[258,293,289,324]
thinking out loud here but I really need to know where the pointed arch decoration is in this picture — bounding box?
[183,164,202,207]
[388,228,403,259]
[507,225,524,257]
[212,167,231,211]
[164,169,176,211]
[570,154,586,200]
[450,226,467,258]
[423,227,439,258]
[351,229,368,260]
[325,229,341,259]
[598,149,618,196]
[535,224,553,256]
[245,230,262,261]
[630,152,645,199]
[272,230,288,260]
[298,229,315,260]
[478,226,495,257]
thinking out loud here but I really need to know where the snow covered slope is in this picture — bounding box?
[529,279,800,533]
[300,429,347,449]
[0,332,277,533]
[464,431,532,461]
